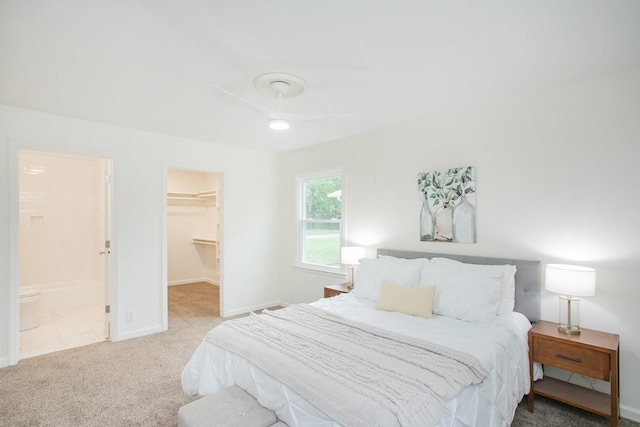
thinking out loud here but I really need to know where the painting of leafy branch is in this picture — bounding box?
[418,166,476,243]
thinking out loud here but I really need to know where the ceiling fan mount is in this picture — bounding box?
[253,72,306,98]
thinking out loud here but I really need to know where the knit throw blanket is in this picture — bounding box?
[206,304,487,427]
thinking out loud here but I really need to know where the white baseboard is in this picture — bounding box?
[112,325,164,342]
[0,356,10,368]
[622,404,640,422]
[168,278,219,286]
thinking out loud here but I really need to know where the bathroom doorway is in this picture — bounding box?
[18,149,111,359]
[166,168,221,324]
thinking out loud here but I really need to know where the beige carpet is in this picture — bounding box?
[0,282,222,427]
[168,281,220,319]
[0,283,637,426]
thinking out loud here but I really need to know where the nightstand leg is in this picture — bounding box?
[528,333,534,412]
[611,346,619,427]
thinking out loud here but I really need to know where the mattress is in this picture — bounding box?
[181,293,534,427]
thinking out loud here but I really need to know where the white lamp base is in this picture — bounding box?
[347,266,355,290]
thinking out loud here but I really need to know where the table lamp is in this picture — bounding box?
[545,264,596,335]
[341,246,365,290]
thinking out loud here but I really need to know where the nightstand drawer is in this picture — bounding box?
[534,338,609,380]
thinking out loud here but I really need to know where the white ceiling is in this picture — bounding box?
[1,1,639,153]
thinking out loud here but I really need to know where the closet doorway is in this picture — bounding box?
[166,169,221,323]
[18,149,111,359]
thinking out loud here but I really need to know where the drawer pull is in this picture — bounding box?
[556,353,582,363]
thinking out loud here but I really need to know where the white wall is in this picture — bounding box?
[0,104,280,365]
[278,70,640,420]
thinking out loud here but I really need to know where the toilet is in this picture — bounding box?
[19,287,42,331]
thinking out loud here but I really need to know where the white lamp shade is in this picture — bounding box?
[545,264,596,297]
[341,246,365,265]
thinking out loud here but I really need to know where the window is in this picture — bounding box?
[298,171,342,271]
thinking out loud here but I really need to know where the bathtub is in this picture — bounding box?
[27,279,103,314]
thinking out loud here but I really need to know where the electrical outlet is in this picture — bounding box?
[126,311,135,323]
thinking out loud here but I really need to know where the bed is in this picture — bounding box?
[181,249,542,426]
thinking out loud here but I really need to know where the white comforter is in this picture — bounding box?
[181,293,533,427]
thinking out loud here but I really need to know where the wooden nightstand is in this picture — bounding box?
[528,320,619,426]
[324,283,351,298]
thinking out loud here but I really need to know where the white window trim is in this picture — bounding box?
[295,168,345,274]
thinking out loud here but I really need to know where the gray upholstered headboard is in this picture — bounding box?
[377,249,541,322]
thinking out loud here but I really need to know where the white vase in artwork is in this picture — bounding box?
[433,203,453,241]
[419,197,434,241]
[453,195,476,243]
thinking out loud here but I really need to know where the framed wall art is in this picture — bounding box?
[417,166,476,243]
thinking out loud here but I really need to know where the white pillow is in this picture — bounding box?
[429,269,502,324]
[352,258,424,301]
[375,280,436,319]
[419,262,453,287]
[378,255,430,264]
[429,257,516,317]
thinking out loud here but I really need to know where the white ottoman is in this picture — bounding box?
[178,386,278,427]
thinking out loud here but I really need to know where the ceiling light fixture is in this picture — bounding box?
[269,118,290,130]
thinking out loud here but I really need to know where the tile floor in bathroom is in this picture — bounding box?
[20,304,106,359]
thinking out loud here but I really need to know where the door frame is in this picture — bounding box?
[161,161,224,331]
[101,159,113,339]
[7,138,116,364]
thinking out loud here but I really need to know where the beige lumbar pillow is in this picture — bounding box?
[375,280,436,319]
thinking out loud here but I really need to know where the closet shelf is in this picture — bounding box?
[167,190,217,203]
[196,190,217,199]
[192,238,217,246]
